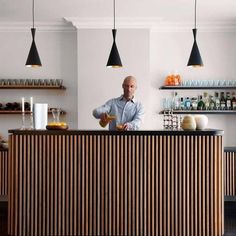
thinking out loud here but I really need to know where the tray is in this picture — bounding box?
[46,125,68,130]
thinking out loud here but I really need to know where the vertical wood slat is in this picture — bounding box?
[8,133,224,236]
[0,149,8,196]
[224,150,236,195]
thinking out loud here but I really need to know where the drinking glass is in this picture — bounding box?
[52,108,61,123]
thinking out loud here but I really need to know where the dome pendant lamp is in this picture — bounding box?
[106,0,122,68]
[25,0,42,68]
[187,0,203,67]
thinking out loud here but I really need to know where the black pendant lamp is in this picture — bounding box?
[25,0,42,68]
[106,0,122,68]
[187,0,203,67]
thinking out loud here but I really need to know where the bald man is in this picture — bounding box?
[93,76,144,130]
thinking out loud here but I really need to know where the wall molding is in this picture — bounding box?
[1,18,236,33]
[64,17,236,33]
[0,21,75,32]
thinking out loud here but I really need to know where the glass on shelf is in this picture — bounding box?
[56,79,63,86]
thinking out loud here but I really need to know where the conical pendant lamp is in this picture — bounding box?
[107,0,122,68]
[25,0,42,68]
[187,0,203,67]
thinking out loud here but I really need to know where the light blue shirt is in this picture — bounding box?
[93,95,144,130]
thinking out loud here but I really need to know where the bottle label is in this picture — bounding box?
[227,100,231,109]
[220,103,225,109]
[233,102,236,110]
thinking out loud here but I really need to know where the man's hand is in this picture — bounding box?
[100,113,108,122]
[123,123,130,130]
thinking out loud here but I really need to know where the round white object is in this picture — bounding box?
[194,115,208,130]
[181,115,196,131]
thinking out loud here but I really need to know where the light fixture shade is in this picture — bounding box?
[26,28,42,67]
[107,29,122,68]
[187,29,203,67]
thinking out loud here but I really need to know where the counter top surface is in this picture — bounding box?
[8,129,224,136]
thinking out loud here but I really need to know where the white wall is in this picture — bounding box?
[0,29,78,138]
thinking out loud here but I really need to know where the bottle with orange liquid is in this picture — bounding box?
[99,113,116,127]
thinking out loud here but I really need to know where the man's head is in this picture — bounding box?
[122,76,137,100]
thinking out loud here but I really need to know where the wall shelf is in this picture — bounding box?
[159,110,236,115]
[0,110,66,115]
[160,86,236,90]
[0,85,66,90]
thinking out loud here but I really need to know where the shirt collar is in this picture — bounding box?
[119,95,136,103]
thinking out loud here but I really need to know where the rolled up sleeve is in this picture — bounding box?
[92,100,113,119]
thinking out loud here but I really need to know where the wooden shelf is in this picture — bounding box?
[0,110,66,114]
[159,110,236,114]
[159,86,236,90]
[0,85,66,90]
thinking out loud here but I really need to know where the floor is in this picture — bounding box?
[0,201,236,235]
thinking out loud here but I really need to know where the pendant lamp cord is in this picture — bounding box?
[194,0,197,29]
[32,0,35,28]
[113,0,116,29]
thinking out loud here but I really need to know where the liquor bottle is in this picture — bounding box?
[209,95,215,110]
[226,92,232,110]
[231,92,236,110]
[220,92,226,110]
[197,95,205,110]
[180,97,185,110]
[172,92,180,110]
[203,92,209,110]
[184,97,191,110]
[191,97,198,110]
[215,92,220,110]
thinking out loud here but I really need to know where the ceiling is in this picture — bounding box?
[0,0,236,25]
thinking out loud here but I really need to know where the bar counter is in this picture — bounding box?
[8,129,224,236]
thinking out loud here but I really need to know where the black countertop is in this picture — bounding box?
[8,129,224,136]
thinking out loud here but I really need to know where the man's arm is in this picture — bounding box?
[92,99,113,119]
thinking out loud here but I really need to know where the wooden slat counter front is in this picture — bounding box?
[8,129,224,236]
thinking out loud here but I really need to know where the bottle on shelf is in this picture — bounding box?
[203,92,210,110]
[180,97,185,110]
[220,92,226,110]
[209,95,215,110]
[172,92,180,110]
[231,92,236,110]
[197,95,205,110]
[226,92,232,110]
[215,92,221,110]
[184,97,191,110]
[191,97,198,110]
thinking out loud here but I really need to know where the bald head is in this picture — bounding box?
[123,76,137,85]
[122,75,137,100]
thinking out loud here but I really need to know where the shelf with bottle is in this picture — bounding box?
[161,90,236,115]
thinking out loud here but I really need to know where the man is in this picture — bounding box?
[93,76,144,130]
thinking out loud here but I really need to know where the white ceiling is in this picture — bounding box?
[0,0,236,24]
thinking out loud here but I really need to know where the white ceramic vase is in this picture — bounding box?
[194,115,208,130]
